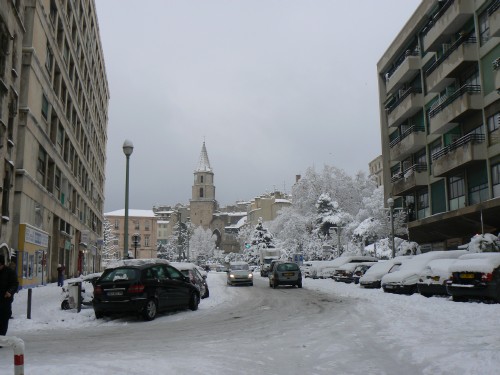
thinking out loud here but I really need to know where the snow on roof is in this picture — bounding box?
[360,256,413,282]
[275,199,291,204]
[170,262,198,271]
[419,258,459,278]
[104,209,156,218]
[105,258,169,269]
[449,253,500,273]
[196,141,212,172]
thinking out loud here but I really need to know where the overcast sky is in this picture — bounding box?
[95,0,421,212]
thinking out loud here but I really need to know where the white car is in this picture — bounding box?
[227,261,253,286]
[416,258,459,297]
[311,256,378,279]
[381,250,467,294]
[359,256,413,289]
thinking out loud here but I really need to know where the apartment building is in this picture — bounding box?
[0,0,109,286]
[369,155,384,188]
[104,209,158,260]
[378,0,500,249]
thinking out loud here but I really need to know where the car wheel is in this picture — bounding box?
[95,311,103,319]
[272,280,277,289]
[61,300,70,310]
[142,299,158,321]
[297,280,302,288]
[452,295,468,302]
[203,286,209,299]
[189,293,199,311]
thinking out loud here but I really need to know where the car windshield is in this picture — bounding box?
[277,263,299,272]
[231,264,249,270]
[100,268,140,282]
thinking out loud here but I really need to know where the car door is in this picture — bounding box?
[164,265,191,307]
[145,265,169,310]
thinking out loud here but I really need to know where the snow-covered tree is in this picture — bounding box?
[189,227,216,263]
[467,233,500,252]
[102,219,119,266]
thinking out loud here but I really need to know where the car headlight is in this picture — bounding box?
[248,273,253,278]
[229,274,235,278]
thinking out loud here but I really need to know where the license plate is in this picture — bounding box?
[283,272,295,277]
[459,273,475,279]
[107,291,123,296]
[385,285,394,289]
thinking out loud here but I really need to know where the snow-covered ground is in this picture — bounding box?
[1,272,499,374]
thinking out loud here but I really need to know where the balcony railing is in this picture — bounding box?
[424,33,476,77]
[488,0,500,15]
[389,125,425,148]
[421,0,455,37]
[386,87,423,114]
[428,84,481,119]
[391,163,428,183]
[386,49,420,81]
[431,133,485,161]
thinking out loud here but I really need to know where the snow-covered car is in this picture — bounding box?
[446,253,500,303]
[332,262,377,283]
[227,261,253,286]
[416,258,458,297]
[301,263,313,278]
[311,256,378,279]
[170,262,209,299]
[381,250,467,295]
[359,257,412,289]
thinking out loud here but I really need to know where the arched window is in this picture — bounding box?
[199,188,204,198]
[200,175,204,183]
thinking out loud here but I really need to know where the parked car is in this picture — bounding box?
[170,262,209,299]
[359,257,412,288]
[226,261,253,286]
[310,256,378,279]
[332,262,377,283]
[446,253,500,303]
[351,263,376,284]
[268,261,302,289]
[417,258,458,297]
[381,250,467,295]
[301,263,313,278]
[93,259,200,321]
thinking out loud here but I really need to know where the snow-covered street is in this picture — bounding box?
[1,272,499,374]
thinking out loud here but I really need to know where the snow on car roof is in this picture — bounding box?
[170,262,198,270]
[105,258,170,269]
[449,253,500,273]
[419,258,459,277]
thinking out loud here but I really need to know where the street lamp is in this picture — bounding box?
[123,140,134,259]
[387,197,395,258]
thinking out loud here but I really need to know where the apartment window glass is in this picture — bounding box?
[145,220,150,231]
[41,94,49,119]
[134,220,139,230]
[479,10,490,45]
[416,188,429,219]
[448,174,465,211]
[37,147,47,176]
[145,235,150,247]
[487,112,500,133]
[492,163,500,198]
[114,219,119,229]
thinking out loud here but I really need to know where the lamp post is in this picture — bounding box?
[387,197,395,258]
[123,140,134,259]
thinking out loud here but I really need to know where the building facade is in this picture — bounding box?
[378,0,500,248]
[369,155,384,188]
[104,209,158,259]
[0,0,109,287]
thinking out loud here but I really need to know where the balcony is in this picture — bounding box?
[422,0,475,52]
[389,126,426,161]
[425,36,477,93]
[428,84,482,134]
[489,1,500,37]
[386,53,421,95]
[391,164,428,196]
[431,133,486,176]
[386,87,424,128]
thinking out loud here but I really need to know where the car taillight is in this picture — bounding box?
[94,285,103,295]
[128,284,145,293]
[481,273,493,282]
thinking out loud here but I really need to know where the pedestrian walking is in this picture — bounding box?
[57,264,65,287]
[0,254,19,337]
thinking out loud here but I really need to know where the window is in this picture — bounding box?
[199,187,204,198]
[134,220,139,230]
[41,94,49,119]
[492,163,500,198]
[416,188,429,219]
[114,219,119,229]
[46,43,54,73]
[37,147,47,175]
[479,10,490,45]
[487,112,500,133]
[448,174,465,211]
[144,220,150,231]
[144,235,150,247]
[200,175,204,183]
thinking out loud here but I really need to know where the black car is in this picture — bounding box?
[446,253,500,303]
[93,260,200,321]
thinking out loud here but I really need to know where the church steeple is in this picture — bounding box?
[196,141,212,172]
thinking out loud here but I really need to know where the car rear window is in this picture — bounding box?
[100,268,140,282]
[277,263,299,272]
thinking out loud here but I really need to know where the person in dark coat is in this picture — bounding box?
[57,264,65,287]
[0,254,19,336]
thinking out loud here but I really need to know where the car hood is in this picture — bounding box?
[229,270,251,275]
[382,270,419,284]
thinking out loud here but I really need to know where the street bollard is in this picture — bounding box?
[0,336,25,375]
[27,289,32,319]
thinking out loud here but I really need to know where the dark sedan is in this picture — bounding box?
[93,260,200,321]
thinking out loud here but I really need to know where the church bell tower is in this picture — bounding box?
[190,142,216,228]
